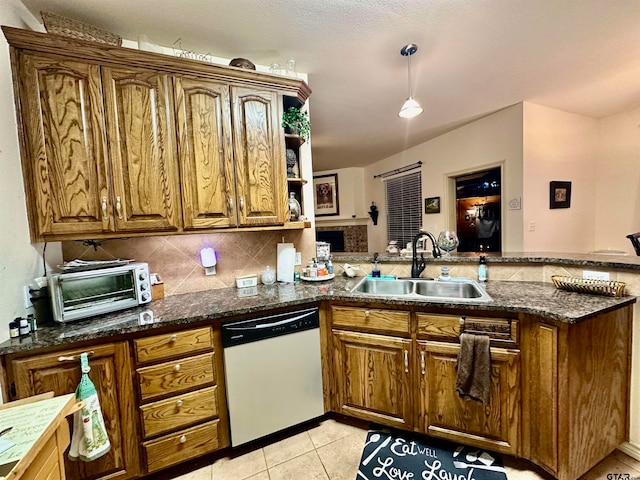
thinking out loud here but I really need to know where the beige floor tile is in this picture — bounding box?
[580,454,640,480]
[308,418,368,448]
[502,456,550,480]
[263,431,315,468]
[245,472,270,480]
[268,451,329,480]
[317,430,369,480]
[210,448,267,480]
[612,449,640,471]
[169,464,212,480]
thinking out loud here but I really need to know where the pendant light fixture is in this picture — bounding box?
[398,43,423,119]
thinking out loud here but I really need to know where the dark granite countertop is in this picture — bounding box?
[1,275,635,356]
[332,251,640,270]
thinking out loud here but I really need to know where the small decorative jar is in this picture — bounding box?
[261,266,276,285]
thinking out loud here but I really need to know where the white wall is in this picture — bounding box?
[363,104,524,253]
[522,103,598,253]
[0,0,62,345]
[594,104,640,253]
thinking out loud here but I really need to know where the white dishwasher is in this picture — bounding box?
[222,306,324,446]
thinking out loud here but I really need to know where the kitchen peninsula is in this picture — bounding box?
[0,253,636,480]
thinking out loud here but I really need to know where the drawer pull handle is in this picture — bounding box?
[179,435,187,444]
[176,399,183,408]
[58,350,94,362]
[174,364,181,372]
[170,334,177,342]
[228,196,234,215]
[420,351,426,375]
[239,196,245,213]
[404,350,409,373]
[364,310,370,317]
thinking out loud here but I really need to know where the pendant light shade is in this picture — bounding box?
[398,44,423,119]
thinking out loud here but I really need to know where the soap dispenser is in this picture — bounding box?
[371,253,381,278]
[438,266,451,281]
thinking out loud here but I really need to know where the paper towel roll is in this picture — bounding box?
[277,243,296,283]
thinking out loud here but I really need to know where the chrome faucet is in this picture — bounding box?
[411,229,441,278]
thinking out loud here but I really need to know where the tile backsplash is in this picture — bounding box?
[62,230,316,296]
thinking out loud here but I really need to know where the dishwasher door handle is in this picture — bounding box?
[223,310,317,331]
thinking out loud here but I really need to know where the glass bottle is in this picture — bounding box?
[288,192,301,221]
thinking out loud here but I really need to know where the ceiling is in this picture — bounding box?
[19,0,640,172]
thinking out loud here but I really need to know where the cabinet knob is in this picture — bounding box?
[170,334,177,342]
[174,364,181,372]
[179,435,187,444]
[459,317,465,326]
[364,310,370,317]
[176,399,183,408]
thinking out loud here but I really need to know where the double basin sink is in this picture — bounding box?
[351,277,492,303]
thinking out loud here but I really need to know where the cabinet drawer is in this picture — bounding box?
[140,385,218,438]
[143,420,219,473]
[331,305,410,334]
[138,353,215,402]
[134,327,213,364]
[416,313,518,345]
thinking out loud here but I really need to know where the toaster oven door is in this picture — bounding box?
[52,270,139,322]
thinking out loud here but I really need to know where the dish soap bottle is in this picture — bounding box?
[478,256,488,282]
[371,253,381,278]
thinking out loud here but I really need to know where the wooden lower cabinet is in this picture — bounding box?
[416,340,520,455]
[133,326,228,474]
[8,343,139,480]
[332,330,412,429]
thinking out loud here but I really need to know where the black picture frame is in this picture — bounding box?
[313,173,340,216]
[425,196,441,214]
[549,181,572,209]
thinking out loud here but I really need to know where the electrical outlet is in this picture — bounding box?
[583,270,610,281]
[295,251,302,266]
[528,221,536,232]
[24,286,33,309]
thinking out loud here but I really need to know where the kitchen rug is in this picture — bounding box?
[357,429,507,480]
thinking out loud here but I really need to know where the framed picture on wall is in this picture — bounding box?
[549,181,571,209]
[313,174,340,216]
[425,196,441,214]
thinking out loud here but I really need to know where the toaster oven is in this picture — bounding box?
[49,262,152,323]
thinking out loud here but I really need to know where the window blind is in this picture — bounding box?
[385,171,422,248]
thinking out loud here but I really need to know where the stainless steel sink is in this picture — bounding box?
[351,277,492,303]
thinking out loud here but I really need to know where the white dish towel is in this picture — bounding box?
[68,352,111,462]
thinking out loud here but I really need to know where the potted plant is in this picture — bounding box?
[282,107,310,141]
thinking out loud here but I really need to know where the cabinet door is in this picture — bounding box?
[17,54,111,240]
[10,343,139,480]
[417,340,519,455]
[174,77,236,228]
[332,330,412,429]
[102,66,180,232]
[231,87,287,226]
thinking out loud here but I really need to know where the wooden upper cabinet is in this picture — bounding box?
[16,54,111,240]
[174,77,236,229]
[231,87,287,226]
[102,66,180,233]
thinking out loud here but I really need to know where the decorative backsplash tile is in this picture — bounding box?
[62,230,316,296]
